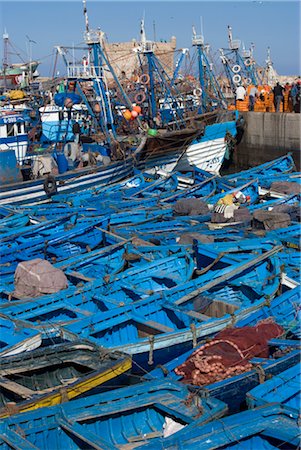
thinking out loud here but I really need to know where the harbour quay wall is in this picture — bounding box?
[234,112,300,171]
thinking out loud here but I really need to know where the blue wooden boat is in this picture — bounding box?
[222,153,296,186]
[0,380,228,447]
[0,339,131,418]
[0,317,41,357]
[258,171,301,189]
[137,404,300,449]
[0,216,109,280]
[0,156,134,206]
[145,287,300,412]
[0,249,194,319]
[0,239,128,295]
[246,363,300,411]
[207,178,259,206]
[161,175,217,203]
[0,211,30,233]
[60,248,283,370]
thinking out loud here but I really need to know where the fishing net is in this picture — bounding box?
[252,210,291,230]
[14,258,68,298]
[174,320,284,386]
[173,198,209,216]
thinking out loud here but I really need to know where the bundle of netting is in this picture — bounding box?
[174,320,284,386]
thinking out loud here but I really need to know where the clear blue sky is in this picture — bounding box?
[1,1,300,77]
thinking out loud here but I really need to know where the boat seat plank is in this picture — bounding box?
[66,271,95,282]
[57,417,115,450]
[2,291,25,300]
[0,379,35,398]
[184,310,211,321]
[125,430,162,443]
[143,320,174,333]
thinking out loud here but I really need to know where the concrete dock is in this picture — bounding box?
[233,112,300,171]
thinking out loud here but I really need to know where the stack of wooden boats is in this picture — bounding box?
[0,153,300,448]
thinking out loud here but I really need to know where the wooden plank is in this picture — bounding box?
[57,417,115,450]
[0,379,35,398]
[175,245,283,306]
[144,320,174,333]
[0,429,39,450]
[185,310,211,321]
[66,271,94,282]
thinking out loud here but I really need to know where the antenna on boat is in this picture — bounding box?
[227,25,233,47]
[140,16,147,47]
[200,16,204,41]
[2,29,9,90]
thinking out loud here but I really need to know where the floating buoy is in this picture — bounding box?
[147,128,158,137]
[64,98,73,109]
[245,58,252,67]
[193,88,202,96]
[131,110,138,118]
[94,103,101,113]
[139,74,150,84]
[68,81,76,91]
[134,92,146,104]
[133,105,142,114]
[232,64,241,73]
[232,74,241,84]
[123,109,132,120]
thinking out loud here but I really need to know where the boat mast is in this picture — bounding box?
[82,0,117,141]
[192,25,226,112]
[2,30,9,91]
[220,25,259,96]
[136,18,185,129]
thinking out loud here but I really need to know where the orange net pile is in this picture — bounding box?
[175,321,284,386]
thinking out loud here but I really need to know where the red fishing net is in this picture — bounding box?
[175,320,284,386]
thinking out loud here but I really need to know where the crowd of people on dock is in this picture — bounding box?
[235,79,301,113]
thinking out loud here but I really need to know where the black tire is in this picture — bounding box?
[43,175,57,197]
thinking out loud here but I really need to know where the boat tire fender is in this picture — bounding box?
[246,77,252,85]
[135,92,146,104]
[232,64,241,73]
[139,74,150,84]
[43,175,57,197]
[245,58,252,67]
[193,88,202,96]
[232,74,241,84]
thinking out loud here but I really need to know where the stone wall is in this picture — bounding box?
[104,37,177,80]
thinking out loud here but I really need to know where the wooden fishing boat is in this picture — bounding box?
[246,363,300,411]
[137,404,300,449]
[206,178,259,206]
[0,216,109,282]
[0,156,134,206]
[0,238,129,296]
[145,287,300,412]
[0,380,228,447]
[137,119,238,175]
[0,249,194,322]
[0,339,131,418]
[0,317,41,357]
[60,248,283,370]
[222,153,296,186]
